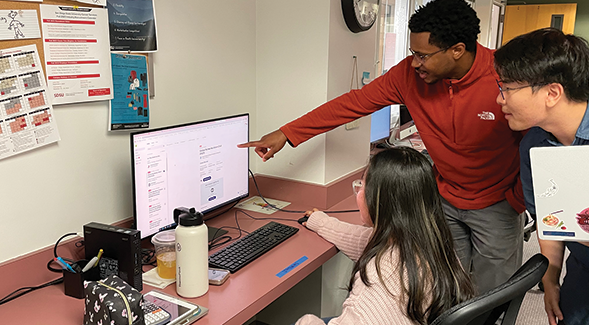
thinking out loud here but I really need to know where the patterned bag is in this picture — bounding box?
[83,274,144,325]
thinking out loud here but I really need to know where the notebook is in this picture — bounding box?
[530,145,589,241]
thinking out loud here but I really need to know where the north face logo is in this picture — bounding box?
[478,111,495,120]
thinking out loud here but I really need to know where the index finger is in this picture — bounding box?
[237,141,264,148]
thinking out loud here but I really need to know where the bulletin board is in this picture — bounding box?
[0,0,103,75]
[0,0,151,91]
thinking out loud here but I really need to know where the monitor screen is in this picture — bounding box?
[370,105,391,143]
[131,114,249,239]
[399,104,412,126]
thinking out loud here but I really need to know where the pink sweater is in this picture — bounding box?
[295,211,421,325]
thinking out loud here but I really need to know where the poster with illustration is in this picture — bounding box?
[109,53,149,130]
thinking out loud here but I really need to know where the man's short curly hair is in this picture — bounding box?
[408,0,480,52]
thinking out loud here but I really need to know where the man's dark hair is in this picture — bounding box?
[495,28,589,103]
[408,0,480,52]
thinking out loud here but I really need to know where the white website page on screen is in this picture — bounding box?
[133,115,249,237]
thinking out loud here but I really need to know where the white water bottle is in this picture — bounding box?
[175,208,209,298]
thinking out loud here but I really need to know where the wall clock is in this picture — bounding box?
[342,0,380,33]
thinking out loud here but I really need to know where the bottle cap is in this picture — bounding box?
[178,211,204,226]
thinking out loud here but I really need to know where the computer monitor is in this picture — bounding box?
[390,105,417,143]
[370,105,391,143]
[131,114,249,239]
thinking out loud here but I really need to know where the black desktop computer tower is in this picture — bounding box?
[83,222,143,291]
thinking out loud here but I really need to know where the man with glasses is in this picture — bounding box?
[240,0,525,293]
[495,28,589,325]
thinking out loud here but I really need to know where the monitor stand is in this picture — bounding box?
[208,226,228,241]
[388,120,419,147]
[391,138,413,148]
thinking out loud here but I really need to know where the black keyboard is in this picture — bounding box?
[208,221,299,273]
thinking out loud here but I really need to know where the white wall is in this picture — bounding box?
[255,0,331,184]
[0,0,257,263]
[255,0,374,184]
[325,0,375,183]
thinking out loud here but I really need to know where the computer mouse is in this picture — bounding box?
[297,215,309,225]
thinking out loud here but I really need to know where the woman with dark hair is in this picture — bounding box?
[296,147,475,325]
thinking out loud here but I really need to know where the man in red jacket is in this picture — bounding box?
[240,0,525,293]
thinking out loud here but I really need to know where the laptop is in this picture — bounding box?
[530,145,589,241]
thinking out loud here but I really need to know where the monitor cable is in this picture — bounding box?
[208,210,251,251]
[0,232,83,306]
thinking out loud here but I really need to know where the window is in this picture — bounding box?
[375,0,411,76]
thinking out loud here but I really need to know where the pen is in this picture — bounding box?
[55,257,76,273]
[94,249,104,267]
[82,256,98,272]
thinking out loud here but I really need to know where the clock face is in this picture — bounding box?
[354,0,379,28]
[342,0,380,33]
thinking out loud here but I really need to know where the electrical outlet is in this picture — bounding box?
[345,120,360,130]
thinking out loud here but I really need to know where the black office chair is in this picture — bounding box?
[431,253,548,325]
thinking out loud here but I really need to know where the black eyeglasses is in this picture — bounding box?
[496,80,538,100]
[409,47,448,63]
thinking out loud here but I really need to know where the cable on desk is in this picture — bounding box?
[208,210,250,251]
[141,248,157,268]
[0,232,81,305]
[48,232,82,273]
[0,277,63,306]
[248,169,359,214]
[205,199,245,249]
[208,209,301,250]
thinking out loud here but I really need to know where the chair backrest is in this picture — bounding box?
[431,253,548,325]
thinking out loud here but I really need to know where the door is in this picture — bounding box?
[502,3,577,45]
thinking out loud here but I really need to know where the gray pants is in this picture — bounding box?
[442,198,524,294]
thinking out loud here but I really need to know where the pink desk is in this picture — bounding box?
[0,196,360,325]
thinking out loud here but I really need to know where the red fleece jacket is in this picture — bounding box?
[281,44,525,213]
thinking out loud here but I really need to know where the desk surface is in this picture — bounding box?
[1,196,360,325]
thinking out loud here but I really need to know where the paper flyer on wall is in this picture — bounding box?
[109,53,149,131]
[107,0,158,52]
[40,5,113,105]
[0,45,60,161]
[0,10,41,40]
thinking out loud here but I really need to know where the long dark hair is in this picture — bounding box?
[349,147,475,324]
